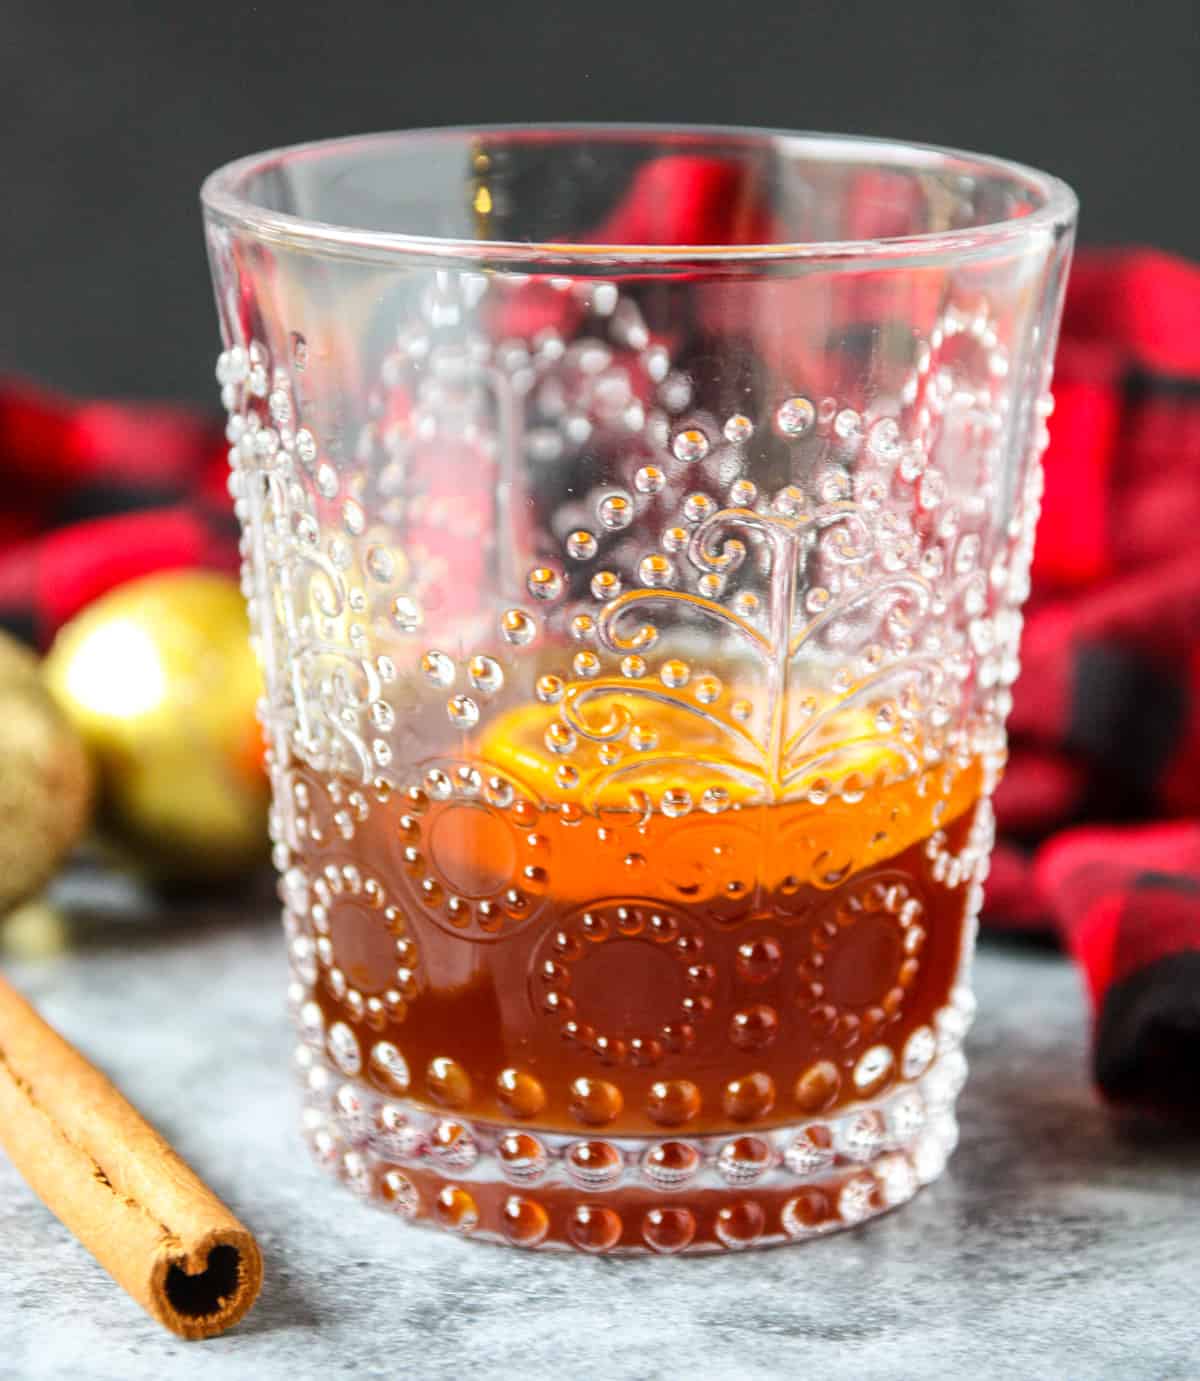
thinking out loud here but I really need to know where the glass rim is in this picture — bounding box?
[200,122,1078,268]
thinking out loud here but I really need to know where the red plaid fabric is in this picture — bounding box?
[0,383,237,646]
[988,249,1200,1116]
[2,232,1197,1118]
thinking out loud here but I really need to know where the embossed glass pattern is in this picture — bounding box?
[203,126,1076,1251]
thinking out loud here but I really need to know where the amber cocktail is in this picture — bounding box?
[203,125,1075,1250]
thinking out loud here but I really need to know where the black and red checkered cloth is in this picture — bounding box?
[2,248,1198,1119]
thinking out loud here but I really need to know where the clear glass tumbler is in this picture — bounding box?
[202,126,1076,1253]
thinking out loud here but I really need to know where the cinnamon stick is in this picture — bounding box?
[0,973,263,1339]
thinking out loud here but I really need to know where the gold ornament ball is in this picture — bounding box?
[0,633,93,917]
[44,571,269,883]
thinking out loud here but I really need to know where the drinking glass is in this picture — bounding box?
[202,126,1076,1252]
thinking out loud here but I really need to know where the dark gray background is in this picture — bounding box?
[3,0,1196,404]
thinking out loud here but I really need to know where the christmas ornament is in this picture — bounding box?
[0,633,92,917]
[44,572,268,883]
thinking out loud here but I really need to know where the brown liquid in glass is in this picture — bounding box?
[291,738,980,1250]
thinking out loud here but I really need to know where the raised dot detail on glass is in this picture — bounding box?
[293,514,320,553]
[298,1000,324,1044]
[782,1189,832,1238]
[683,492,715,523]
[369,1041,410,1093]
[500,608,537,645]
[380,1169,419,1219]
[914,1122,952,1185]
[216,346,246,386]
[903,1026,937,1078]
[692,674,722,705]
[634,465,666,495]
[672,428,710,462]
[467,655,503,695]
[888,1088,927,1141]
[589,570,620,601]
[568,1077,623,1126]
[527,566,563,601]
[641,1139,701,1189]
[723,1073,776,1122]
[292,427,317,464]
[919,468,948,510]
[332,1084,368,1142]
[854,1043,896,1095]
[716,1135,772,1185]
[783,1124,835,1177]
[642,1207,696,1254]
[429,1119,479,1170]
[868,417,903,460]
[326,1021,361,1076]
[924,1049,968,1108]
[819,468,852,504]
[496,1068,547,1119]
[374,1103,420,1160]
[369,699,395,733]
[435,1185,479,1233]
[876,1152,919,1206]
[715,1200,765,1249]
[446,695,479,729]
[834,408,863,443]
[629,724,658,752]
[794,1060,842,1114]
[730,1004,779,1051]
[544,721,576,755]
[502,1195,550,1247]
[838,1173,878,1224]
[729,478,757,507]
[736,937,782,983]
[899,441,927,483]
[565,1139,624,1189]
[839,1110,887,1163]
[390,595,423,632]
[306,1125,341,1173]
[424,768,453,800]
[724,413,754,444]
[776,396,815,437]
[536,674,564,705]
[268,387,292,425]
[639,554,675,588]
[660,658,690,689]
[364,545,394,583]
[426,1056,472,1109]
[646,1079,701,1127]
[495,1131,549,1185]
[420,650,455,688]
[316,463,339,499]
[697,572,725,598]
[568,1205,623,1254]
[566,529,598,560]
[597,493,634,530]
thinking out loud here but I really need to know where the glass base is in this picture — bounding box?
[294,1032,968,1253]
